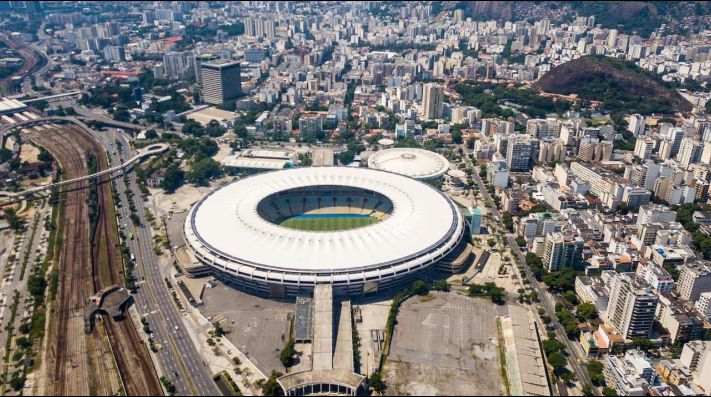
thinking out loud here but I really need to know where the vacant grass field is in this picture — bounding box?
[280,216,379,231]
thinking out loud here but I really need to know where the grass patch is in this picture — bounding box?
[496,318,511,396]
[280,215,379,231]
[19,213,40,280]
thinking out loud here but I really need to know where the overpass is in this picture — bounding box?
[72,106,142,131]
[0,115,139,136]
[0,143,168,200]
[22,91,83,103]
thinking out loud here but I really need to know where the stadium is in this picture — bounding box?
[367,147,450,180]
[183,166,470,298]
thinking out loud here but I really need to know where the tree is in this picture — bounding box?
[205,119,227,137]
[182,119,206,137]
[3,208,25,231]
[279,338,296,367]
[547,352,567,372]
[145,129,159,140]
[602,387,618,396]
[113,107,130,122]
[542,268,577,293]
[234,124,248,139]
[563,291,579,306]
[502,211,514,231]
[369,372,387,393]
[487,238,497,248]
[187,158,222,186]
[9,376,24,391]
[515,235,527,247]
[161,165,185,193]
[576,302,599,322]
[0,148,13,162]
[257,371,284,396]
[582,384,593,396]
[631,338,654,351]
[587,360,605,385]
[541,338,564,356]
[160,376,176,395]
[33,99,48,111]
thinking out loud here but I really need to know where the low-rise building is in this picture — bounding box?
[603,350,655,396]
[575,276,610,314]
[636,263,675,295]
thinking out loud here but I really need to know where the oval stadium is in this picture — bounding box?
[183,166,470,298]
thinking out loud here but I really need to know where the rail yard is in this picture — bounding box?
[25,124,160,395]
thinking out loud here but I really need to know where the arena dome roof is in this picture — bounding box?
[367,148,449,180]
[184,167,464,278]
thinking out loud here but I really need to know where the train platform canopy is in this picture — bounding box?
[0,98,27,116]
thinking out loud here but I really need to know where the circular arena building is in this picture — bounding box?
[184,167,468,298]
[367,147,450,180]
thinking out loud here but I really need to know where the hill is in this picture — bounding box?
[569,1,711,37]
[534,56,692,114]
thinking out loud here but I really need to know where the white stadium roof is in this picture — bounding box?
[185,167,463,277]
[367,148,450,180]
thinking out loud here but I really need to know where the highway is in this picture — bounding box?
[102,130,219,396]
[459,144,595,395]
[73,105,143,131]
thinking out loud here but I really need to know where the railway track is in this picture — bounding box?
[89,132,162,395]
[0,33,47,91]
[30,126,93,395]
[26,125,161,395]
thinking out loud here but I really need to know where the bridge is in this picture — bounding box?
[22,91,83,103]
[0,115,139,136]
[0,143,168,201]
[0,116,168,202]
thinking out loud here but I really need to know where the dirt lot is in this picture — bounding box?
[200,282,293,374]
[382,292,507,396]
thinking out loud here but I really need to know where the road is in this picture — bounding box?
[459,144,595,395]
[102,130,219,396]
[72,106,143,131]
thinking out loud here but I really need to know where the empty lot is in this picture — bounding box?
[382,292,507,396]
[201,283,293,374]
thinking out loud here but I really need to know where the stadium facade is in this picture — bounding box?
[184,167,469,298]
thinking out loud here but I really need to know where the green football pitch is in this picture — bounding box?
[280,216,380,231]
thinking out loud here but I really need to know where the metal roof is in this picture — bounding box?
[185,167,463,276]
[367,148,449,180]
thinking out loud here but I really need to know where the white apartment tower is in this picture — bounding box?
[606,273,658,340]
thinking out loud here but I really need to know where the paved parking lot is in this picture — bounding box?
[200,282,293,374]
[383,292,507,396]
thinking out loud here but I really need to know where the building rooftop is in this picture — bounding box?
[367,148,450,180]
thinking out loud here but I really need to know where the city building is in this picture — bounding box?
[606,273,658,340]
[677,263,711,302]
[628,114,646,136]
[603,350,655,396]
[506,135,538,172]
[421,83,443,120]
[201,60,242,106]
[542,232,584,271]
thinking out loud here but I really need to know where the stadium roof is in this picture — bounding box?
[186,167,460,273]
[367,148,449,180]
